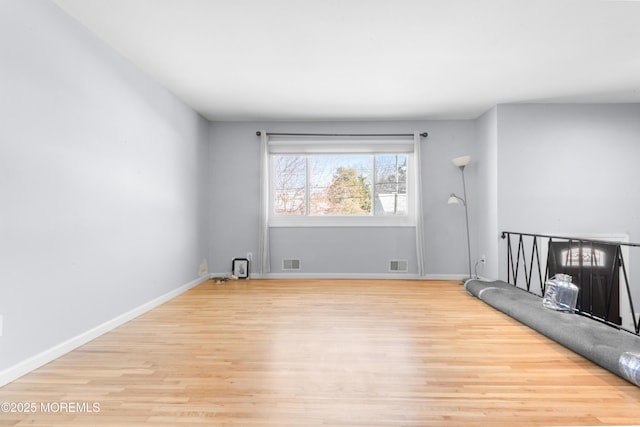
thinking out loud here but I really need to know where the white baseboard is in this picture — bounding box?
[422,274,470,281]
[244,272,472,281]
[249,272,421,280]
[0,275,209,388]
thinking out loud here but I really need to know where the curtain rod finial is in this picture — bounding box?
[420,132,428,138]
[256,131,262,136]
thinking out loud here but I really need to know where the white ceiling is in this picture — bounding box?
[52,0,640,121]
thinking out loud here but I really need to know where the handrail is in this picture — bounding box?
[501,231,640,247]
[501,231,639,336]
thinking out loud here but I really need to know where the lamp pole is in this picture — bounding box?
[459,164,472,280]
[449,156,472,281]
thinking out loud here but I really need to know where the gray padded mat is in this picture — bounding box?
[465,279,640,386]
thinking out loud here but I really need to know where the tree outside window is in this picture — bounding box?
[272,154,407,217]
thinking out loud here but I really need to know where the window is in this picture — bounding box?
[266,135,417,227]
[273,154,408,216]
[560,247,606,267]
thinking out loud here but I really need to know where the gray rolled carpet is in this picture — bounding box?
[465,279,640,387]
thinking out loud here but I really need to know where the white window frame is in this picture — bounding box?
[266,136,418,228]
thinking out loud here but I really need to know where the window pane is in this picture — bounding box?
[374,154,407,215]
[273,156,306,215]
[271,153,410,220]
[309,155,371,216]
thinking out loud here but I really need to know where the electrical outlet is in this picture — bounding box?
[481,255,486,263]
[247,252,252,262]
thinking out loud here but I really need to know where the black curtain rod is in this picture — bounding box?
[256,131,428,138]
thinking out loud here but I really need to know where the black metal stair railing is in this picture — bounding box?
[501,231,640,336]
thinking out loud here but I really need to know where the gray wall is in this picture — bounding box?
[0,1,209,371]
[495,103,640,285]
[469,103,640,282]
[209,121,477,278]
[497,103,640,239]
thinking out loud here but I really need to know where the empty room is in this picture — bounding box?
[3,0,640,425]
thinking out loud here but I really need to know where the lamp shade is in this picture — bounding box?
[451,155,471,167]
[448,193,463,204]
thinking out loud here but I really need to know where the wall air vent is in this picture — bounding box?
[282,259,301,271]
[389,260,409,272]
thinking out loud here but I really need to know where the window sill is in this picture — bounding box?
[268,216,416,228]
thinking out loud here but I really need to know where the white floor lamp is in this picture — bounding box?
[448,155,472,280]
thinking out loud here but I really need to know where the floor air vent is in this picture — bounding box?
[282,259,301,271]
[389,260,408,272]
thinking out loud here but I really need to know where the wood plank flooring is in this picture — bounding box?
[2,279,640,426]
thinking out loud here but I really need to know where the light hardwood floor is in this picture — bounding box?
[2,279,640,426]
